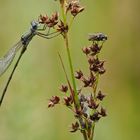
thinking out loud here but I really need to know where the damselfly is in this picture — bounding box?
[0,21,60,106]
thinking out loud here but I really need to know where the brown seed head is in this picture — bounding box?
[82,47,91,55]
[75,70,83,79]
[90,43,101,55]
[39,12,58,27]
[63,96,73,106]
[48,96,60,108]
[87,95,99,109]
[81,77,91,87]
[60,84,68,93]
[66,1,84,16]
[70,121,79,132]
[57,20,69,34]
[96,90,106,101]
[90,111,101,121]
[100,107,107,117]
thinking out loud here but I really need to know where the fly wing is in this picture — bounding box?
[0,41,23,76]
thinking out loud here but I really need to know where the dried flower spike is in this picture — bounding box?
[70,121,79,132]
[48,96,60,108]
[90,111,101,121]
[57,21,69,35]
[81,76,92,87]
[100,107,107,117]
[63,96,73,106]
[96,90,106,101]
[60,84,68,93]
[66,1,84,17]
[87,95,99,109]
[75,70,83,79]
[90,43,101,55]
[82,47,91,55]
[39,12,58,27]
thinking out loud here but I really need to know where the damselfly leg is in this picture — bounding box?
[36,31,61,39]
[36,24,60,39]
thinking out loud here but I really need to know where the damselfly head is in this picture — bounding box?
[31,21,39,30]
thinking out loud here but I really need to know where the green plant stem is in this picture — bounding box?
[60,1,66,25]
[64,33,89,140]
[93,72,99,98]
[69,16,75,29]
[64,33,80,110]
[91,65,100,140]
[60,0,80,110]
[60,2,88,140]
[82,131,88,140]
[89,72,99,140]
[90,124,95,140]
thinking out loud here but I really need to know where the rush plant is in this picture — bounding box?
[40,1,108,140]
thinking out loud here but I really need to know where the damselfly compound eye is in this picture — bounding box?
[31,21,39,30]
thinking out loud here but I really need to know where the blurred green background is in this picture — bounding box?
[0,0,140,140]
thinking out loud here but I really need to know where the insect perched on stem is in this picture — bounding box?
[0,20,60,107]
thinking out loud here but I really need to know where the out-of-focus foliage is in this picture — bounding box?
[0,0,139,140]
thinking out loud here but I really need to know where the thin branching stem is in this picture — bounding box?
[64,33,80,110]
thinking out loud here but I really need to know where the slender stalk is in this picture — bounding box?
[69,16,75,29]
[64,32,88,140]
[58,53,75,99]
[90,56,100,140]
[60,1,67,25]
[82,131,88,140]
[64,33,80,109]
[60,0,80,110]
[89,71,99,140]
[89,125,95,140]
[93,72,99,98]
[93,54,99,98]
